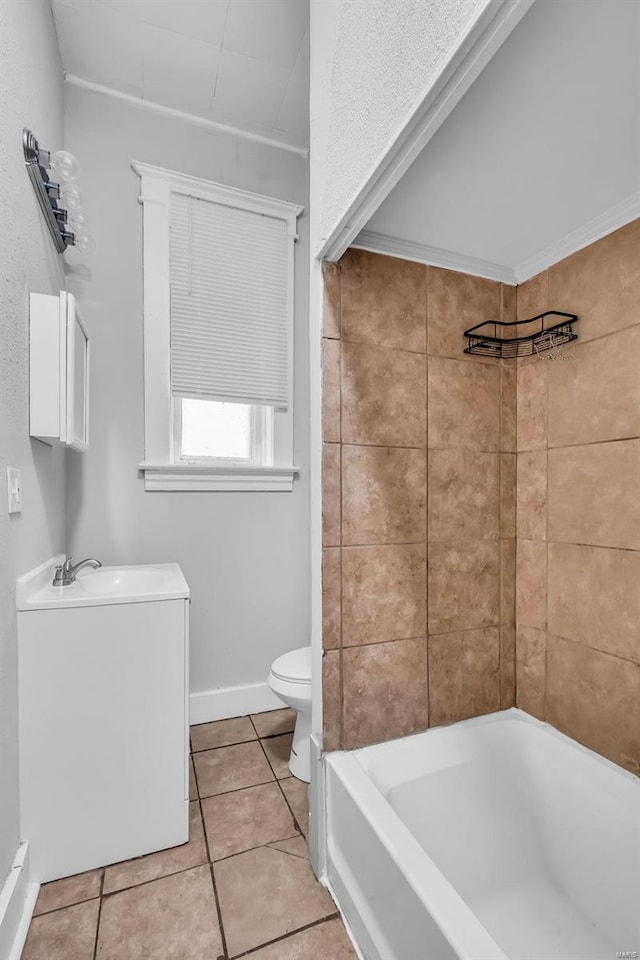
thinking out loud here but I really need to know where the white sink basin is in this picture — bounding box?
[77,567,167,595]
[16,558,190,610]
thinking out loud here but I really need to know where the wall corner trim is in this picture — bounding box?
[352,230,518,283]
[0,842,39,960]
[189,682,284,725]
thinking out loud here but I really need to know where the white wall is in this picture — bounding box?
[0,0,66,883]
[311,0,491,249]
[63,85,310,708]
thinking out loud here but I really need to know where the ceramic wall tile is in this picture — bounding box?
[341,544,426,646]
[341,341,426,448]
[546,635,640,775]
[428,540,500,634]
[428,449,499,541]
[322,548,341,650]
[516,539,547,630]
[547,440,640,550]
[322,443,341,547]
[547,327,640,448]
[322,339,341,443]
[342,445,426,545]
[517,451,547,540]
[515,626,546,720]
[322,262,341,340]
[548,218,640,344]
[547,542,640,663]
[341,249,427,353]
[342,638,428,749]
[429,628,500,725]
[428,356,501,451]
[427,266,501,359]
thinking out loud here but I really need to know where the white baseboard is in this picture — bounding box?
[0,843,39,960]
[190,681,284,725]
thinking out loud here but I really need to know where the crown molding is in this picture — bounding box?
[317,0,534,261]
[352,230,517,284]
[64,74,309,159]
[514,191,640,283]
[353,191,640,287]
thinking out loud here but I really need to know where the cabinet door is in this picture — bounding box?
[64,292,89,450]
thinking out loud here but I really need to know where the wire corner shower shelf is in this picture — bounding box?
[464,311,578,359]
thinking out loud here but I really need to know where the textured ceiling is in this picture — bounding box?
[50,0,309,151]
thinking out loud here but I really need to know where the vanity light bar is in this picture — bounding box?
[23,128,75,253]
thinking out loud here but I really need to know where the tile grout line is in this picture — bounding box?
[197,772,230,960]
[91,868,105,960]
[255,736,306,838]
[191,726,293,753]
[232,913,340,959]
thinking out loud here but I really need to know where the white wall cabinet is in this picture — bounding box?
[30,290,89,450]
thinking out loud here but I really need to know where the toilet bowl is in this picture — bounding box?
[267,646,311,782]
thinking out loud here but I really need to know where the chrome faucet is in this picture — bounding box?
[52,557,102,586]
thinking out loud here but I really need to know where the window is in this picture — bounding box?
[133,162,302,491]
[176,399,273,465]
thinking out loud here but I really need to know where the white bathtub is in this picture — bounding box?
[325,709,640,960]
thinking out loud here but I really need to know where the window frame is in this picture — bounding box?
[133,161,302,492]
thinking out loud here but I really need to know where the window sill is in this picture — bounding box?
[138,462,299,492]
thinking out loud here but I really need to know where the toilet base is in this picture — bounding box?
[289,710,311,782]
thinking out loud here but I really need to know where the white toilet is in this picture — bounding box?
[267,646,312,782]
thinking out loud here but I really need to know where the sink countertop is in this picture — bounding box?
[16,555,190,610]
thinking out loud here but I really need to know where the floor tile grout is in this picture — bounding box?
[191,729,295,753]
[197,794,230,960]
[196,775,276,801]
[92,869,105,960]
[233,913,340,958]
[33,893,100,920]
[209,833,303,867]
[256,736,308,837]
[43,832,306,910]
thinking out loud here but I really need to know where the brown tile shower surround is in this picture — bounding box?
[514,218,640,775]
[23,710,357,960]
[322,250,518,751]
[322,219,640,774]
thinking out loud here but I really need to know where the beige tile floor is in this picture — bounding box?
[23,708,357,960]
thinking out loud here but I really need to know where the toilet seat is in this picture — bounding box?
[270,646,311,685]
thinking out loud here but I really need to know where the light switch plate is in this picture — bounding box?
[7,468,22,514]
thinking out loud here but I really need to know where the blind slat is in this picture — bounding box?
[169,192,291,409]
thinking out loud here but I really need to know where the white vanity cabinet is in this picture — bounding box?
[29,290,89,450]
[17,559,190,883]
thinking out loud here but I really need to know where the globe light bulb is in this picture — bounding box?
[50,150,80,182]
[61,183,83,210]
[68,211,90,232]
[73,233,95,254]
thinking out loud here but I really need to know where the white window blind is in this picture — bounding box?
[169,192,291,409]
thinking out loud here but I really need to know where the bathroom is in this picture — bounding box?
[0,0,638,958]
